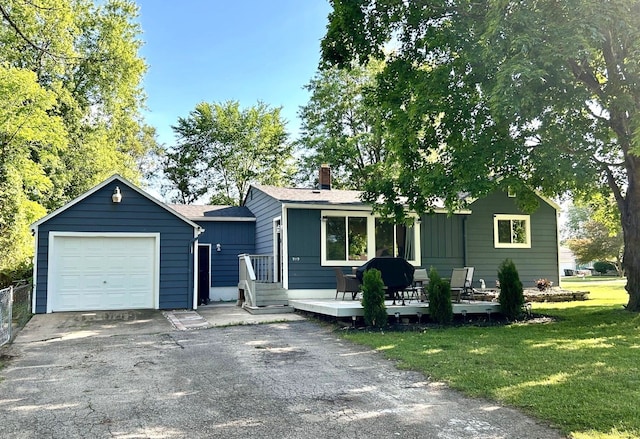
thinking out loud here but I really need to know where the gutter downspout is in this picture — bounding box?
[462,216,468,267]
[30,226,38,314]
[190,227,205,310]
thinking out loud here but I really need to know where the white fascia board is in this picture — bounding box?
[30,174,203,232]
[281,202,471,215]
[187,217,256,222]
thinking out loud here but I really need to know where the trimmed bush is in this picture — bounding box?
[593,261,616,275]
[498,259,525,320]
[361,268,387,328]
[427,267,453,324]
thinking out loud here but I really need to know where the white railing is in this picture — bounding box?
[250,254,274,283]
[238,254,276,308]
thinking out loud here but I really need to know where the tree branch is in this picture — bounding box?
[566,58,606,101]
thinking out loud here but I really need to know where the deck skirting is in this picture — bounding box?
[289,299,500,318]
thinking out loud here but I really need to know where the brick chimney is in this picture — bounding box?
[319,164,331,190]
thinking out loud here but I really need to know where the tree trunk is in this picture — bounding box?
[622,162,640,311]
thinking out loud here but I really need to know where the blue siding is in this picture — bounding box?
[244,187,281,255]
[465,192,559,288]
[34,180,197,313]
[195,221,255,287]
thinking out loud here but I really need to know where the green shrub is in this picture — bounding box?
[498,259,525,320]
[0,261,32,288]
[361,268,387,328]
[427,267,453,324]
[593,261,616,275]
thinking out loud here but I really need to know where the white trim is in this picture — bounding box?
[493,214,531,248]
[282,202,471,215]
[281,206,289,289]
[31,174,203,232]
[31,228,38,313]
[184,217,255,222]
[320,210,421,266]
[46,232,161,313]
[272,216,281,283]
[191,230,200,310]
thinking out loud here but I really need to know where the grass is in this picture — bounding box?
[341,277,640,439]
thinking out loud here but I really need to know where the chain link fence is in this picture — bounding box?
[0,282,32,347]
[0,286,13,346]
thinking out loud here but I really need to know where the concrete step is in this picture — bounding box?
[243,305,295,315]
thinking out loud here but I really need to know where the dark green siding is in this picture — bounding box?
[466,192,559,288]
[419,213,466,275]
[34,180,197,313]
[287,209,337,289]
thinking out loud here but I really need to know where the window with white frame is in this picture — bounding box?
[321,211,421,266]
[493,214,531,248]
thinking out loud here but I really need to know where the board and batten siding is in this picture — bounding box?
[34,181,196,313]
[244,187,281,256]
[195,221,255,287]
[419,213,466,276]
[465,191,559,288]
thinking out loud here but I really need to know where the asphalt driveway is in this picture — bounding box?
[0,310,565,438]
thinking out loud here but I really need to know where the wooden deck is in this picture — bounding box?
[289,298,500,319]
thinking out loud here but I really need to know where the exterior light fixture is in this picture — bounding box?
[394,311,400,324]
[112,186,122,203]
[216,243,222,252]
[416,311,422,324]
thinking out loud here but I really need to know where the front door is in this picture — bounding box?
[197,245,210,305]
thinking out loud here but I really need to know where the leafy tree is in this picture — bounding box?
[566,220,624,276]
[563,198,624,275]
[297,60,388,189]
[164,101,294,205]
[0,0,152,278]
[322,1,640,311]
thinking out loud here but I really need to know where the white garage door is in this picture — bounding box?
[50,234,157,312]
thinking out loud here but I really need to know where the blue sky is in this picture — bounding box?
[135,1,332,147]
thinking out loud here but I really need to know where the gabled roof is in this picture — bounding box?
[31,174,202,231]
[169,204,255,222]
[249,184,454,211]
[251,184,366,205]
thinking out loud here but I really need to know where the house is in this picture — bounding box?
[242,181,560,303]
[31,172,560,313]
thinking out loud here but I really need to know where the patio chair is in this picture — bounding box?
[335,268,361,300]
[449,268,469,303]
[463,266,475,301]
[405,268,429,302]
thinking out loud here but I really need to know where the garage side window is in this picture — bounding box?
[494,214,531,248]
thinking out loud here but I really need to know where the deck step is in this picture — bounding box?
[255,283,288,307]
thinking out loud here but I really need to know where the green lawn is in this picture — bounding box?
[341,277,640,439]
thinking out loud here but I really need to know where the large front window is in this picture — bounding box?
[322,211,420,266]
[325,216,368,261]
[493,214,531,248]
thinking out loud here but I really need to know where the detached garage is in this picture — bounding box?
[31,175,202,314]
